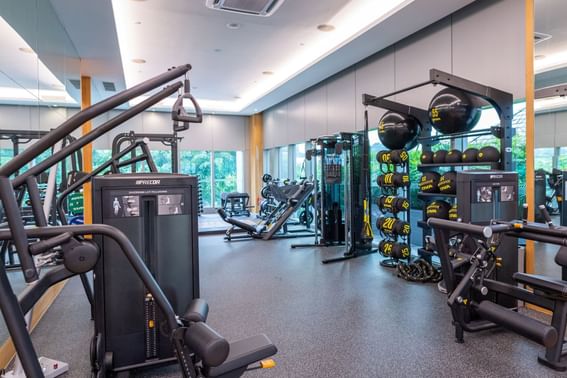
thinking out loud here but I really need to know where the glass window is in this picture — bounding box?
[263,149,270,174]
[558,147,567,170]
[294,143,306,180]
[93,149,112,170]
[269,149,279,178]
[279,146,289,180]
[213,151,238,207]
[180,150,212,207]
[535,148,554,172]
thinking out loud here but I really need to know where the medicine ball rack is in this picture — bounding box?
[375,150,411,267]
[364,68,513,261]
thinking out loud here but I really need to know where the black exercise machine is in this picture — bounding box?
[291,133,376,264]
[221,192,251,217]
[429,205,567,371]
[0,64,276,378]
[218,179,314,241]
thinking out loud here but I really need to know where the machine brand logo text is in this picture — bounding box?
[135,180,161,185]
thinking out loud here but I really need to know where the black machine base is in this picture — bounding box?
[321,247,377,264]
[379,258,400,268]
[538,350,567,372]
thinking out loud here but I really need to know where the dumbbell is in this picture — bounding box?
[378,240,410,260]
[419,172,441,193]
[377,173,410,188]
[377,196,410,214]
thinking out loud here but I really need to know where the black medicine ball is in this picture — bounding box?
[428,88,483,135]
[378,112,421,150]
[462,148,479,162]
[426,200,451,219]
[449,204,459,221]
[445,149,462,163]
[432,150,448,164]
[438,171,457,194]
[421,151,434,164]
[419,172,441,193]
[478,146,500,162]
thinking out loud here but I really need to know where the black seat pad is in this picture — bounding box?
[217,208,261,233]
[513,273,567,297]
[204,334,277,377]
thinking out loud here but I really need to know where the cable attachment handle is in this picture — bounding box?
[171,78,203,132]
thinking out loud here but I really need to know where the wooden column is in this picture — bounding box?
[525,0,535,273]
[249,113,264,211]
[81,76,93,225]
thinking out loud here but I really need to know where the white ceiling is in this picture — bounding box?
[534,0,567,84]
[44,0,476,114]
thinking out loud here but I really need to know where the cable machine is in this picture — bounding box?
[292,132,376,263]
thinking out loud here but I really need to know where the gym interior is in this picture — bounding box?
[0,0,566,377]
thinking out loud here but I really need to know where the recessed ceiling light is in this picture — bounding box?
[254,108,258,112]
[132,58,146,64]
[317,24,335,32]
[133,21,142,25]
[262,71,274,75]
[214,48,222,53]
[234,96,241,99]
[535,54,546,60]
[18,47,34,54]
[299,42,305,46]
[226,22,241,30]
[51,84,65,90]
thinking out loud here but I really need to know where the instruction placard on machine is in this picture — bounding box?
[104,190,187,218]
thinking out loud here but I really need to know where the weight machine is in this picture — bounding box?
[292,132,377,264]
[429,205,567,371]
[0,64,277,378]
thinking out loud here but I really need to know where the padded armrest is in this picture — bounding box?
[513,273,567,298]
[181,298,209,324]
[204,334,277,377]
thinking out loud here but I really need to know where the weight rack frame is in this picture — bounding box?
[363,68,514,261]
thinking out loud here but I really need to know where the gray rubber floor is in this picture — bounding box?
[8,235,567,377]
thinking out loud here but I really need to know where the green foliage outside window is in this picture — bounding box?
[213,151,238,207]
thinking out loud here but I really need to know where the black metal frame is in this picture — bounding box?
[111,131,182,173]
[363,69,514,262]
[0,64,209,377]
[429,217,567,371]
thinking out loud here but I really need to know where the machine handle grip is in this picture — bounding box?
[171,92,203,130]
[427,218,493,238]
[522,203,528,224]
[447,261,477,306]
[538,205,554,228]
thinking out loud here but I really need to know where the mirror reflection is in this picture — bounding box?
[0,0,80,346]
[533,0,567,278]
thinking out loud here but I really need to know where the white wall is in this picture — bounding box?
[535,111,567,148]
[263,0,526,148]
[0,104,249,151]
[0,104,252,191]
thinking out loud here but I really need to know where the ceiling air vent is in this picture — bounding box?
[205,0,285,17]
[69,79,80,90]
[534,32,552,45]
[102,81,116,92]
